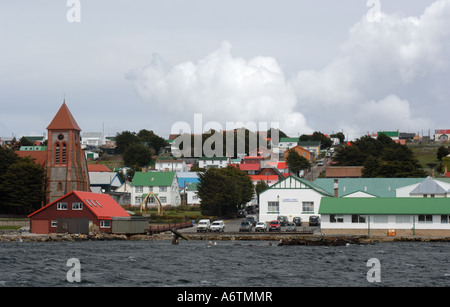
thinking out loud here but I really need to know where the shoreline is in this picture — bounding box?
[2,231,450,244]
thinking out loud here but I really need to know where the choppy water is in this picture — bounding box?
[1,240,450,287]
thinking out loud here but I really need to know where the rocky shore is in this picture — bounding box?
[2,231,450,244]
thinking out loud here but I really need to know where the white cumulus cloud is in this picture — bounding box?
[126,41,313,136]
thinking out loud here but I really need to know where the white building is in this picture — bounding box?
[155,159,188,172]
[319,197,450,236]
[130,171,180,207]
[81,132,105,148]
[259,175,333,223]
[198,157,229,169]
[396,176,450,197]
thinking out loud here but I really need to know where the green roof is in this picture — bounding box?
[313,178,425,197]
[378,131,399,137]
[280,137,299,143]
[131,171,176,187]
[319,197,450,215]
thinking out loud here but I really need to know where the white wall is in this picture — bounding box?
[259,188,327,222]
[321,214,450,230]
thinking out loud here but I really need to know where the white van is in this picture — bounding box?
[210,220,225,232]
[196,219,211,232]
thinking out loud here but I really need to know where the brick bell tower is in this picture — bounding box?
[46,101,90,203]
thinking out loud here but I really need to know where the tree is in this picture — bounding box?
[123,143,153,168]
[137,129,168,154]
[334,135,426,177]
[255,180,269,196]
[115,131,139,153]
[197,166,253,217]
[286,149,311,176]
[437,146,449,161]
[0,156,47,214]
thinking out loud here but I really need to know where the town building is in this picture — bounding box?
[319,197,450,236]
[435,129,450,142]
[130,171,181,207]
[198,156,229,169]
[258,175,333,223]
[155,159,188,172]
[45,102,91,203]
[283,145,313,162]
[28,191,131,234]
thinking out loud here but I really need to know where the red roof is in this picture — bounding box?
[277,162,288,169]
[249,175,279,182]
[239,163,260,171]
[47,102,81,131]
[28,191,130,220]
[88,164,112,172]
[16,151,47,166]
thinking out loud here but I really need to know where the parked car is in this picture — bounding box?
[277,215,288,226]
[317,160,324,166]
[210,220,225,232]
[196,219,211,232]
[239,221,252,232]
[255,221,267,232]
[309,215,321,226]
[285,222,296,232]
[293,217,302,226]
[268,220,281,232]
[246,216,257,226]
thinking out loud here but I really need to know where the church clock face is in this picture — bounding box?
[57,134,64,141]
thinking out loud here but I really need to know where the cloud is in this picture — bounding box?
[127,1,450,140]
[126,41,313,136]
[290,0,450,138]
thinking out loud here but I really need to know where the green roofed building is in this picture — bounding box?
[319,197,450,237]
[130,171,180,207]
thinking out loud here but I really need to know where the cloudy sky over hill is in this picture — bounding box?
[1,0,448,140]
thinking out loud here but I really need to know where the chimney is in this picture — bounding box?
[334,179,339,197]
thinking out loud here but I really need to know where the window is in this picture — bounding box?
[159,196,167,203]
[418,215,433,223]
[62,143,67,164]
[396,215,411,223]
[330,215,344,223]
[51,220,58,227]
[136,186,143,193]
[302,202,314,213]
[441,215,450,224]
[100,220,111,228]
[135,196,142,204]
[159,186,167,192]
[373,215,388,223]
[352,215,367,223]
[55,143,60,164]
[72,202,83,210]
[268,201,279,213]
[57,202,68,210]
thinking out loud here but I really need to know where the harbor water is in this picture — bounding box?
[1,240,450,287]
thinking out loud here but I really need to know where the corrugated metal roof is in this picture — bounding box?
[314,178,425,197]
[410,176,447,195]
[131,171,176,187]
[319,197,450,215]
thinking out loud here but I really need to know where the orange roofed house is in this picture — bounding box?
[28,191,131,234]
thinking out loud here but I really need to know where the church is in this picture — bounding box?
[19,102,91,204]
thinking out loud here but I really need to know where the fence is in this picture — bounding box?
[147,221,192,235]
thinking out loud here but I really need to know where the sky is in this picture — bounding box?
[0,0,448,141]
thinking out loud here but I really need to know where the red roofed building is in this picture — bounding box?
[28,191,130,234]
[45,102,90,203]
[87,164,112,172]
